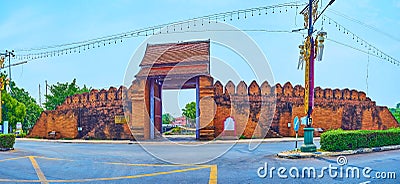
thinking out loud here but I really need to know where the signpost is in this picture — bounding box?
[293,116,300,149]
[16,122,22,130]
[114,115,128,124]
[3,121,8,134]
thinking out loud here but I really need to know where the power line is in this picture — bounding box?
[326,37,395,64]
[366,50,369,94]
[323,15,400,66]
[12,1,306,56]
[327,9,400,42]
[12,28,295,62]
[7,1,399,68]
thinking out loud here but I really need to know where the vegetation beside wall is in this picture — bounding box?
[320,128,400,151]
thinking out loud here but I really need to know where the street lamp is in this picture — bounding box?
[0,50,15,95]
[0,75,10,127]
[316,29,327,61]
[298,42,305,70]
[299,0,335,152]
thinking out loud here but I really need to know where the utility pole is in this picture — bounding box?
[0,56,10,126]
[5,50,14,96]
[299,0,334,152]
[45,80,48,109]
[0,56,4,125]
[39,84,42,108]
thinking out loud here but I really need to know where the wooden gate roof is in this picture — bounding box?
[136,40,210,78]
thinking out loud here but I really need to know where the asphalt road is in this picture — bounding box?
[0,140,399,184]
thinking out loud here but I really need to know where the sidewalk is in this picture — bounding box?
[16,137,318,145]
[277,144,400,159]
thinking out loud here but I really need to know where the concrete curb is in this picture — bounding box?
[16,137,319,145]
[0,148,14,151]
[277,145,400,159]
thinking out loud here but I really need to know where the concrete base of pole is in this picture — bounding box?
[300,127,317,152]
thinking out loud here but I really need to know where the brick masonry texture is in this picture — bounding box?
[212,80,398,138]
[28,86,133,140]
[28,80,398,139]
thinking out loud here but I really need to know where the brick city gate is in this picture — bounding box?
[28,40,398,140]
[129,40,216,140]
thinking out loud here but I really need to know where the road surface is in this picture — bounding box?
[0,140,398,183]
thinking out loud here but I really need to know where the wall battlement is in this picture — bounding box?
[29,86,132,140]
[214,81,370,102]
[29,80,398,140]
[212,80,397,138]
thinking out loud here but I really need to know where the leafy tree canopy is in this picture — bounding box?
[390,108,400,124]
[0,72,41,131]
[162,113,174,124]
[390,102,400,124]
[1,89,26,129]
[44,79,90,110]
[12,86,43,132]
[182,102,196,120]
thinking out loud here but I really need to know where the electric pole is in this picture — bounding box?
[45,80,48,109]
[5,50,15,96]
[39,84,42,108]
[0,56,10,125]
[299,0,335,152]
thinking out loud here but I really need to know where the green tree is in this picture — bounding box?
[12,86,43,132]
[391,108,400,124]
[2,91,26,130]
[390,102,400,124]
[44,79,90,110]
[182,102,196,120]
[162,113,174,124]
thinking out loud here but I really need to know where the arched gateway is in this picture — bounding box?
[129,40,215,140]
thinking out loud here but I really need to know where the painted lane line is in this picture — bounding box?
[208,165,218,184]
[45,166,211,183]
[102,161,212,167]
[28,156,49,184]
[0,156,30,162]
[0,179,41,183]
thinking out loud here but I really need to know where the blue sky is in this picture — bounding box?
[1,0,399,116]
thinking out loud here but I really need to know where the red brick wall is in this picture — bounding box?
[28,86,133,140]
[29,79,399,140]
[29,110,78,139]
[213,81,399,138]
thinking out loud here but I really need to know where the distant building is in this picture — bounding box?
[172,116,187,126]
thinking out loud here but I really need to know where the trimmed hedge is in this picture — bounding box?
[0,134,16,150]
[320,128,400,151]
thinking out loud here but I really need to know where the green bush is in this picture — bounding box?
[0,134,16,149]
[320,128,400,151]
[15,131,26,138]
[171,127,182,133]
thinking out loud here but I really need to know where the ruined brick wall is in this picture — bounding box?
[28,86,133,140]
[213,81,399,138]
[28,110,78,139]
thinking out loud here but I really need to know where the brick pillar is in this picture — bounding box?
[198,75,216,140]
[130,79,150,140]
